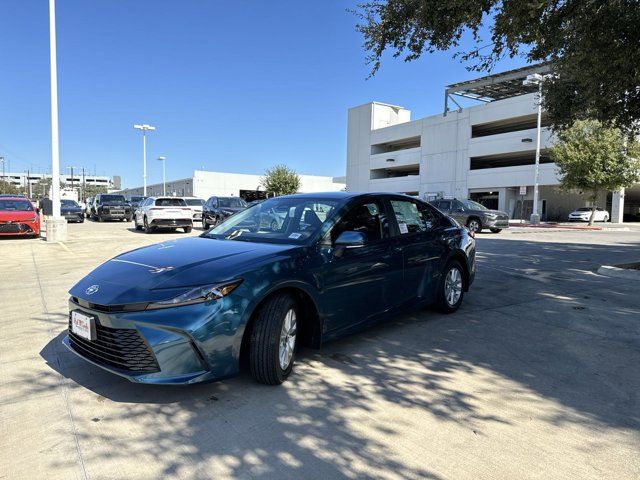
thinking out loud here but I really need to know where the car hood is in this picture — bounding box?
[0,210,38,221]
[70,236,297,305]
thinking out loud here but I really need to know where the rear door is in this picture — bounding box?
[388,199,447,305]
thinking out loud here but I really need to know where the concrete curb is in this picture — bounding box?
[597,265,640,280]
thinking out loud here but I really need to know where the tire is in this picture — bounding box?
[249,293,299,385]
[143,216,154,234]
[97,214,104,222]
[435,260,465,314]
[489,228,502,233]
[466,217,481,233]
[184,226,192,233]
[202,219,209,230]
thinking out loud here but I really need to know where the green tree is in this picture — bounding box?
[0,180,21,195]
[550,120,640,225]
[260,165,301,196]
[355,1,640,132]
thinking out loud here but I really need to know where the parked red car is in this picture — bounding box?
[0,196,40,237]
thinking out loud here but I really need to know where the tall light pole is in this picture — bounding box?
[0,157,5,193]
[133,124,156,195]
[49,0,61,219]
[157,156,166,196]
[66,166,76,199]
[523,73,549,224]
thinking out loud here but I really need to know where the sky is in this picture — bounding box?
[0,1,527,188]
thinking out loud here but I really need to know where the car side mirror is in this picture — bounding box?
[335,231,366,249]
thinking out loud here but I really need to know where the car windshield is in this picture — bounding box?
[0,199,34,211]
[203,196,341,244]
[460,200,487,210]
[61,200,79,207]
[130,196,146,202]
[155,198,187,207]
[185,199,205,206]
[576,207,594,211]
[218,197,247,208]
[100,195,126,202]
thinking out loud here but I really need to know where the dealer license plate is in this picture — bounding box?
[71,311,95,341]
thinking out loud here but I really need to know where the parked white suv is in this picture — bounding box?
[183,197,205,223]
[134,197,193,233]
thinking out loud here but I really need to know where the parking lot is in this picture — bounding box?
[1,220,639,479]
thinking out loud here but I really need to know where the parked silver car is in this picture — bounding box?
[429,198,509,233]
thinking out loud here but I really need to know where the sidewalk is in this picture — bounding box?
[507,220,640,232]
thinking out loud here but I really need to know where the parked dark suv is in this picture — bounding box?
[202,196,248,229]
[429,198,509,233]
[92,194,133,222]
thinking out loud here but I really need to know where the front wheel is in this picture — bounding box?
[184,226,192,233]
[489,228,502,233]
[467,218,481,233]
[249,293,298,385]
[435,261,465,313]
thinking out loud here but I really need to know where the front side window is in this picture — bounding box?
[185,199,205,206]
[330,201,389,244]
[459,199,487,211]
[390,200,437,234]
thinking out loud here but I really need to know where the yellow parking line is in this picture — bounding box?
[57,241,73,253]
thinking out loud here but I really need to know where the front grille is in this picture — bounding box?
[0,223,32,233]
[68,315,159,373]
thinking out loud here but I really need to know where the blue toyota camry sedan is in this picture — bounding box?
[65,192,475,385]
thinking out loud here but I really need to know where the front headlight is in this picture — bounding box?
[146,279,242,310]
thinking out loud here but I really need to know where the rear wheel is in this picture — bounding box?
[467,218,481,233]
[249,293,298,385]
[435,261,465,313]
[489,228,502,233]
[143,216,154,234]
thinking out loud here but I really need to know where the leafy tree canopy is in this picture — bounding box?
[0,180,21,195]
[355,1,640,132]
[260,165,301,196]
[550,120,640,224]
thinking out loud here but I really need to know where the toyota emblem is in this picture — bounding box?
[85,285,99,295]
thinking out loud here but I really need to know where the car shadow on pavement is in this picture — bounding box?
[32,236,640,478]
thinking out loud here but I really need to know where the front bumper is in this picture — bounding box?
[0,221,39,236]
[99,210,132,220]
[63,212,84,222]
[64,297,243,384]
[483,217,509,228]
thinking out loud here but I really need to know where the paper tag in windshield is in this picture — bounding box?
[289,233,302,239]
[398,223,409,234]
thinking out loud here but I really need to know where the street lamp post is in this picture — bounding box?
[133,124,156,196]
[0,157,5,193]
[157,156,166,196]
[523,73,549,224]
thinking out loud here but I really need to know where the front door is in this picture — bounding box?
[315,199,402,335]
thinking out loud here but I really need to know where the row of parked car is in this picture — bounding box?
[80,193,255,233]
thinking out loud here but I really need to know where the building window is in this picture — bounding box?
[470,152,552,170]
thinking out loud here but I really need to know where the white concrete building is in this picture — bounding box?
[347,65,639,222]
[1,171,116,196]
[118,170,346,200]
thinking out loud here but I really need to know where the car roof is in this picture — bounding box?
[0,195,29,201]
[277,191,420,201]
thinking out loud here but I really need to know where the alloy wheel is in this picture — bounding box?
[444,267,463,306]
[468,219,480,232]
[278,309,297,370]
